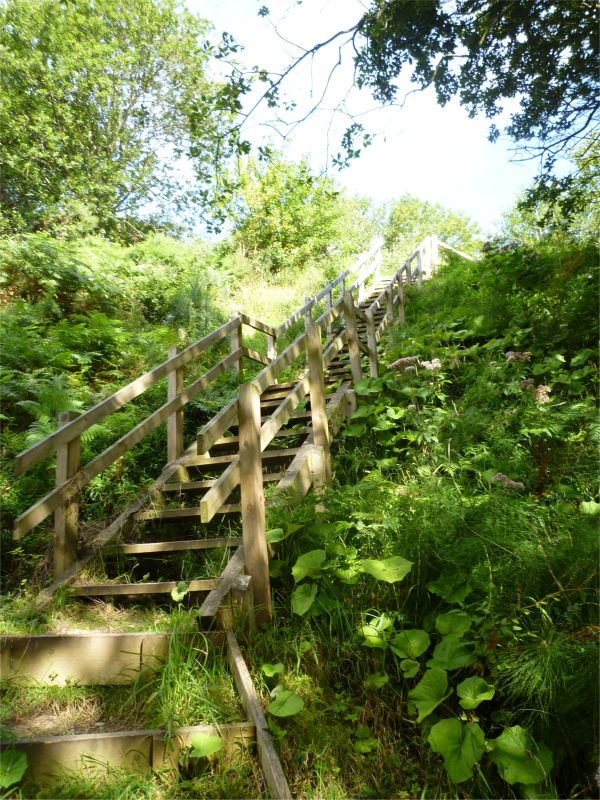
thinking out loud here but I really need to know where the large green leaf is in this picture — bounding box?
[427,573,472,604]
[170,580,188,602]
[359,556,413,583]
[360,613,393,649]
[189,733,223,758]
[363,672,389,690]
[489,726,553,785]
[261,662,285,678]
[428,719,486,783]
[435,610,473,637]
[457,676,495,710]
[0,750,27,789]
[268,690,304,717]
[292,550,327,582]
[399,659,420,678]
[407,668,452,723]
[390,628,431,659]
[426,635,476,670]
[291,583,318,616]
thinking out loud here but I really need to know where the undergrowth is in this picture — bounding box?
[254,239,599,799]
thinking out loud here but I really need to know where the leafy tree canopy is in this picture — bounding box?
[229,152,375,271]
[0,0,237,238]
[384,195,481,256]
[251,0,598,204]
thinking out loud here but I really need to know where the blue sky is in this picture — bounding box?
[190,0,546,236]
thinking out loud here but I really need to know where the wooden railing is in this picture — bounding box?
[12,234,450,586]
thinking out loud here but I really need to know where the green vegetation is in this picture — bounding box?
[254,233,598,798]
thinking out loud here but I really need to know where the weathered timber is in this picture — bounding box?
[242,347,271,366]
[238,384,272,624]
[72,579,221,597]
[305,315,331,485]
[342,292,363,386]
[14,317,242,476]
[227,631,292,800]
[54,411,80,580]
[239,313,278,337]
[182,448,303,467]
[118,537,243,554]
[230,316,243,375]
[197,398,238,455]
[365,308,378,378]
[0,632,172,685]
[14,349,244,540]
[4,722,255,784]
[198,546,245,618]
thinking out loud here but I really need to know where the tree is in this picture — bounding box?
[230,153,374,271]
[0,0,234,236]
[249,1,598,193]
[384,196,481,257]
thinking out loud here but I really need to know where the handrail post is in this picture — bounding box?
[417,248,423,286]
[365,309,378,378]
[325,283,333,339]
[305,315,331,486]
[343,291,363,386]
[267,335,277,362]
[167,346,184,462]
[396,273,405,325]
[230,315,243,375]
[54,411,80,580]
[386,285,394,323]
[239,383,272,625]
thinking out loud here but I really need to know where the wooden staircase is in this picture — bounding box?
[1,237,432,796]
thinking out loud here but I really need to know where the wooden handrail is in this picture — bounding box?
[14,316,242,476]
[13,233,472,547]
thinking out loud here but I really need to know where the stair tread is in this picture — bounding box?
[73,578,220,596]
[119,537,243,554]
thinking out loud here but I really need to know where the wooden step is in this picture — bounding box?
[136,502,273,521]
[73,578,220,596]
[181,446,303,468]
[119,537,243,554]
[162,472,283,492]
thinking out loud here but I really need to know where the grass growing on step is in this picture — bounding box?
[15,748,268,800]
[1,611,241,740]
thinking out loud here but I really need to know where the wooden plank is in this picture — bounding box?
[230,316,243,375]
[162,473,283,492]
[0,632,171,685]
[14,317,242,476]
[342,292,363,386]
[239,384,272,625]
[73,579,220,597]
[305,315,331,485]
[31,444,199,610]
[119,537,243,554]
[198,546,245,618]
[167,346,185,465]
[4,722,255,785]
[239,313,277,337]
[54,411,80,580]
[13,349,244,540]
[202,378,310,523]
[260,378,309,451]
[199,460,240,523]
[276,444,314,501]
[365,309,378,378]
[242,347,270,366]
[183,448,302,467]
[251,332,307,394]
[227,632,292,800]
[197,397,238,455]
